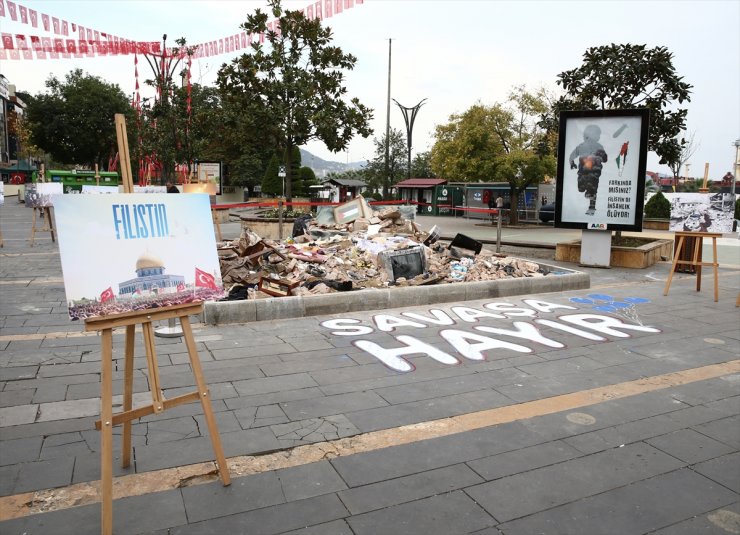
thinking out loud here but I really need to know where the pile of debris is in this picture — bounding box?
[218,196,549,300]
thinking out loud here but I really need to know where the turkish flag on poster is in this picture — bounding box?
[100,287,115,303]
[177,283,185,292]
[195,268,218,290]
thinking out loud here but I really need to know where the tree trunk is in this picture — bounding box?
[284,144,293,203]
[509,188,519,225]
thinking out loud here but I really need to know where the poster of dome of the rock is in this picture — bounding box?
[555,109,649,232]
[53,193,224,320]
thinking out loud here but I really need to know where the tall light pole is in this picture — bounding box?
[393,98,427,179]
[733,139,739,198]
[384,39,392,198]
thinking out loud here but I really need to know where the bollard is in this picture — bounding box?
[496,209,502,253]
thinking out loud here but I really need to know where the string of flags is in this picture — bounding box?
[0,0,364,60]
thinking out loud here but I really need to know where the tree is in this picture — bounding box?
[430,103,509,181]
[262,154,282,196]
[297,166,318,197]
[364,128,407,198]
[138,36,195,183]
[25,69,133,169]
[666,131,699,186]
[430,88,555,223]
[554,44,692,166]
[217,0,373,202]
[411,151,435,178]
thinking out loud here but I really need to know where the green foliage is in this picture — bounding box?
[363,128,407,197]
[411,151,435,178]
[644,190,671,219]
[217,0,373,201]
[430,87,554,224]
[553,44,692,166]
[262,154,282,196]
[25,69,132,169]
[735,197,740,220]
[370,191,383,201]
[297,166,318,197]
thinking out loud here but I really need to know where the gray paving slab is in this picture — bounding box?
[0,488,187,535]
[647,428,736,464]
[497,469,738,535]
[692,452,740,493]
[651,501,740,535]
[347,490,496,535]
[170,493,349,535]
[465,442,685,522]
[338,463,483,515]
[13,456,75,494]
[467,439,583,481]
[693,415,740,449]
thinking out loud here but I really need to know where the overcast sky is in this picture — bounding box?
[1,0,738,178]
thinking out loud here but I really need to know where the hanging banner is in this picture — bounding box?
[555,109,649,232]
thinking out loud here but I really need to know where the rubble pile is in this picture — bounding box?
[218,199,549,300]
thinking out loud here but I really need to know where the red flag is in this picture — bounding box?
[42,13,49,31]
[52,16,60,34]
[0,1,5,18]
[2,33,14,49]
[315,1,323,20]
[100,287,115,303]
[195,268,218,290]
[18,4,26,23]
[29,9,37,27]
[334,0,343,14]
[325,0,333,18]
[6,0,16,21]
[177,282,185,292]
[61,20,68,36]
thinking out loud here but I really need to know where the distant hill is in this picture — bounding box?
[299,148,366,177]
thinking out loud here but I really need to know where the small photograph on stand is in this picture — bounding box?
[555,109,649,232]
[667,192,737,233]
[24,183,63,207]
[53,193,225,321]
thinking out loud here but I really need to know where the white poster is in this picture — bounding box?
[54,193,225,320]
[667,192,737,233]
[24,183,63,207]
[81,185,118,194]
[556,110,649,231]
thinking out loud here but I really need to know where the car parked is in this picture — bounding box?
[539,202,555,223]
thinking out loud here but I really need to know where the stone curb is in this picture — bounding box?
[203,262,590,325]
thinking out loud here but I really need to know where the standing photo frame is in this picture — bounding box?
[555,109,649,232]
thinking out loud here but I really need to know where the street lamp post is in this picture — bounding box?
[393,98,427,179]
[733,139,739,198]
[278,166,286,240]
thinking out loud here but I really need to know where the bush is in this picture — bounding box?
[644,190,671,219]
[370,191,383,201]
[735,197,740,220]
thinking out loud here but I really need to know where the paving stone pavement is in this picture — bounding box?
[1,198,739,534]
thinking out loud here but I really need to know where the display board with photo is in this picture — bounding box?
[555,109,649,231]
[24,183,63,207]
[196,162,222,195]
[53,193,225,321]
[666,192,737,233]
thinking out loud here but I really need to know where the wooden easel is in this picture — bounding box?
[663,231,722,302]
[29,206,56,246]
[212,207,223,241]
[86,303,230,535]
[85,116,231,535]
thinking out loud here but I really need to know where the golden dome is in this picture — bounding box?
[136,253,164,271]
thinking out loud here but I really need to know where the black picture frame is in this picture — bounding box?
[555,109,649,232]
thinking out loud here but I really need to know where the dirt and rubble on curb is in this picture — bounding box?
[217,199,551,301]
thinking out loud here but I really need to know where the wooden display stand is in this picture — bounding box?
[663,231,722,302]
[86,303,231,535]
[83,115,230,535]
[29,206,56,246]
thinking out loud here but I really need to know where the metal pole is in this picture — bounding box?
[393,98,427,179]
[733,139,739,198]
[385,39,392,198]
[496,209,502,253]
[155,317,183,338]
